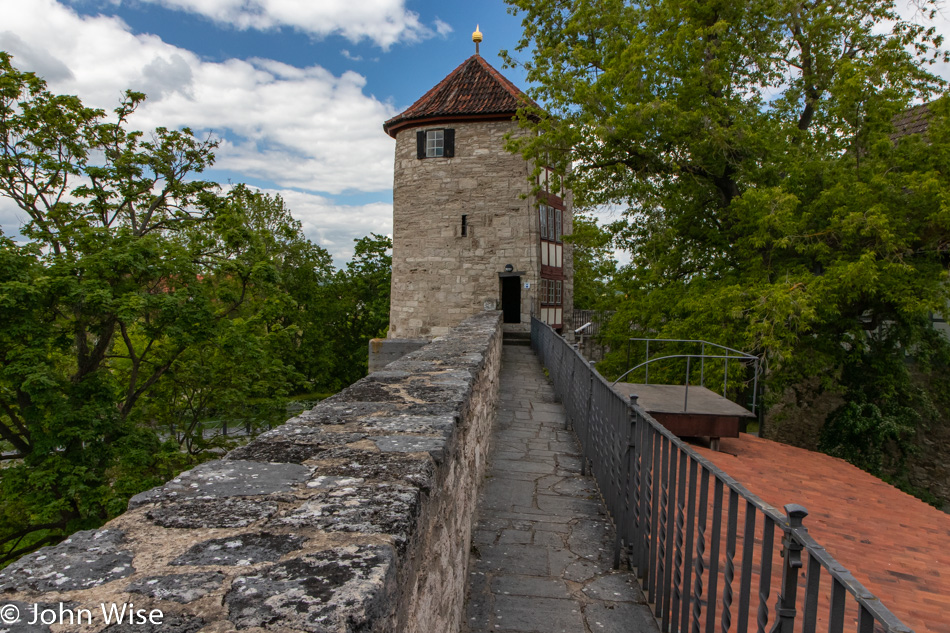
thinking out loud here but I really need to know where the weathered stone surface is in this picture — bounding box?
[295,400,454,426]
[311,448,434,492]
[490,595,585,633]
[0,601,54,633]
[270,483,419,551]
[368,338,429,373]
[333,380,405,403]
[374,435,447,462]
[583,602,658,633]
[226,429,366,464]
[170,533,305,567]
[0,530,133,592]
[128,460,310,508]
[144,498,279,529]
[99,614,205,633]
[224,545,395,632]
[582,573,645,602]
[361,413,456,436]
[125,571,226,603]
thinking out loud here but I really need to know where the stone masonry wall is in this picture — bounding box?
[390,120,545,338]
[0,311,502,633]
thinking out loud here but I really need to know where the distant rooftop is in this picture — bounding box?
[892,102,934,140]
[696,434,950,633]
[383,54,538,137]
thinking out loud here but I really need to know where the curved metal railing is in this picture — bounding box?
[530,317,912,633]
[614,338,762,415]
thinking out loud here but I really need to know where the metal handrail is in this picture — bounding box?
[618,338,762,414]
[531,318,912,633]
[628,337,758,360]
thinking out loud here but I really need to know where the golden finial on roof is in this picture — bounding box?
[473,24,483,55]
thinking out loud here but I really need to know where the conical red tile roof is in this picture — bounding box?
[383,55,539,137]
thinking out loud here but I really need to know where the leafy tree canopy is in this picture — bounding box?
[505,0,950,474]
[0,53,392,564]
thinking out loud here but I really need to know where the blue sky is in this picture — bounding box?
[2,1,949,265]
[0,0,533,264]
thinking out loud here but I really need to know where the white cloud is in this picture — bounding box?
[433,18,454,38]
[0,0,397,195]
[251,188,392,265]
[0,196,29,242]
[121,0,440,49]
[894,0,950,84]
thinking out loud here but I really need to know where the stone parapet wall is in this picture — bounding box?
[367,338,429,374]
[0,311,503,633]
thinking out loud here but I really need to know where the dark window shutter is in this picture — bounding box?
[416,130,425,159]
[444,128,455,157]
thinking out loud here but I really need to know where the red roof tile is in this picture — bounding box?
[696,434,950,633]
[383,55,539,137]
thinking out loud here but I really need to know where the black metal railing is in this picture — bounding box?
[531,317,912,633]
[614,338,762,415]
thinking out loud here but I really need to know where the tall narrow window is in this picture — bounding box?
[555,209,562,243]
[548,207,557,241]
[555,280,562,304]
[461,214,468,237]
[539,205,548,239]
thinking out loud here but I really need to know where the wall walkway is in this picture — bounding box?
[463,345,659,633]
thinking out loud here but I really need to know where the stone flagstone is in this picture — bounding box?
[463,346,659,633]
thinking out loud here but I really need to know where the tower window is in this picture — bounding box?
[416,128,455,158]
[461,214,468,237]
[427,129,444,157]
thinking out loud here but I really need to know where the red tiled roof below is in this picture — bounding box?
[694,434,950,633]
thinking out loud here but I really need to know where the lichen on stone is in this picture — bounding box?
[125,571,226,603]
[0,529,133,593]
[270,483,420,551]
[144,498,279,529]
[170,533,305,567]
[224,544,395,632]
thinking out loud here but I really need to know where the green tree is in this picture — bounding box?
[128,186,333,453]
[0,54,341,564]
[322,234,393,389]
[504,0,950,470]
[568,214,618,310]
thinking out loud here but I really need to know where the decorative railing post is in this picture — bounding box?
[568,344,579,431]
[770,504,808,633]
[582,359,594,476]
[614,393,638,569]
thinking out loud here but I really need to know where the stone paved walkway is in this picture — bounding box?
[463,345,659,633]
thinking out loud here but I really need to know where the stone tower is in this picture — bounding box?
[382,51,572,339]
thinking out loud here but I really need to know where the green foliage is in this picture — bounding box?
[0,54,393,565]
[324,234,393,389]
[818,400,917,476]
[505,0,950,479]
[567,214,618,310]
